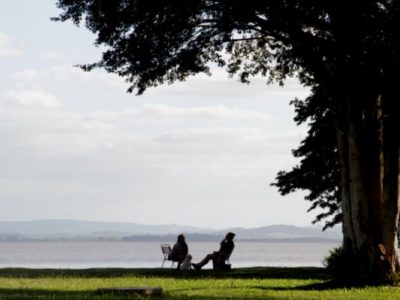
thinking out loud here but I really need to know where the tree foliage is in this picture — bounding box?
[53,1,400,93]
[273,87,341,230]
[53,0,326,93]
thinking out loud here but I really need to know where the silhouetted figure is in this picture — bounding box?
[169,234,189,269]
[192,232,235,270]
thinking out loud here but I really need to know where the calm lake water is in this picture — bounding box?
[0,241,339,269]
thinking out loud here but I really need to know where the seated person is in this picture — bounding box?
[169,234,188,269]
[192,232,235,270]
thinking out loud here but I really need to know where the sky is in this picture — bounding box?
[0,0,319,229]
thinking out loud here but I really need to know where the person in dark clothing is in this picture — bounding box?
[169,234,189,269]
[192,232,235,270]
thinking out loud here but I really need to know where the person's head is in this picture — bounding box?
[226,232,235,241]
[177,234,185,243]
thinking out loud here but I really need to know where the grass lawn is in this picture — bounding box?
[0,267,399,299]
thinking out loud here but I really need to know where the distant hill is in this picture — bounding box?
[0,220,341,241]
[0,220,212,239]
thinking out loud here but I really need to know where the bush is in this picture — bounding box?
[324,246,400,285]
[323,246,359,283]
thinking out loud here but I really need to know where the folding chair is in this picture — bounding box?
[161,244,177,268]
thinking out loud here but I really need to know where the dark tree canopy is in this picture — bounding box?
[54,1,400,95]
[53,0,328,93]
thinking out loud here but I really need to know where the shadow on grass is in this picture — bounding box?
[0,266,329,280]
[253,280,344,292]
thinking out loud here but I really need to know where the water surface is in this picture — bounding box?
[0,241,339,269]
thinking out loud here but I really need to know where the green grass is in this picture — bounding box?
[0,267,399,299]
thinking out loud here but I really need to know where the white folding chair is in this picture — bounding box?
[161,244,176,268]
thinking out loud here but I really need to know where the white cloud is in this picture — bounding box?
[125,104,271,120]
[0,32,23,57]
[154,127,304,146]
[39,51,62,60]
[155,127,264,143]
[86,111,120,122]
[11,69,40,81]
[49,64,127,89]
[11,65,79,82]
[4,90,61,109]
[10,64,126,90]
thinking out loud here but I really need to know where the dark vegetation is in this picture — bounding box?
[0,266,328,280]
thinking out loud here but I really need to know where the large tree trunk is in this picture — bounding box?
[336,90,400,282]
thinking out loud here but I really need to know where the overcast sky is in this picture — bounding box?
[0,0,320,229]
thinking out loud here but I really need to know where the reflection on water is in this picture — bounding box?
[0,241,339,269]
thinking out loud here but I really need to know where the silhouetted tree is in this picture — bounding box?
[54,0,400,282]
[273,86,341,231]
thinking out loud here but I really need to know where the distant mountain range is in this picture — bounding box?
[0,220,341,242]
